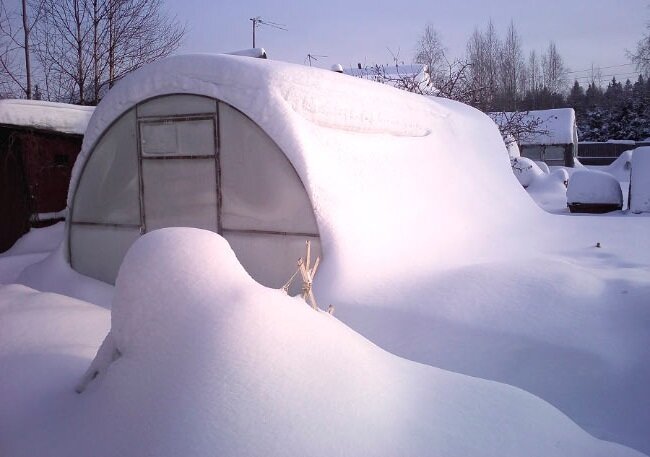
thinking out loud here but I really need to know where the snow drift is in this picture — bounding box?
[4,228,642,457]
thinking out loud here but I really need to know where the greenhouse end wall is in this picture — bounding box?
[69,94,320,290]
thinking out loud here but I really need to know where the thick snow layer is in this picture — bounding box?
[0,223,64,283]
[0,99,94,135]
[6,55,650,454]
[630,147,650,213]
[567,170,623,205]
[493,108,576,145]
[0,229,642,457]
[0,284,109,447]
[67,53,542,291]
[0,224,112,307]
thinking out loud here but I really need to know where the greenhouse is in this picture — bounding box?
[68,92,319,287]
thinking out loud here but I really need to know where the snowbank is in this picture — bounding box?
[0,99,94,135]
[629,147,650,213]
[2,228,642,457]
[526,168,569,213]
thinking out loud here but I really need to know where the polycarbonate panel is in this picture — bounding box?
[224,231,321,292]
[219,103,318,234]
[72,109,140,225]
[137,94,216,117]
[140,119,215,157]
[142,158,218,232]
[70,224,141,284]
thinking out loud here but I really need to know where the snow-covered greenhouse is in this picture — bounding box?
[68,57,320,287]
[66,52,524,293]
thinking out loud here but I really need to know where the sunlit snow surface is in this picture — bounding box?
[0,55,649,456]
[0,229,645,457]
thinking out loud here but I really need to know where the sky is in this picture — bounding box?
[169,0,650,86]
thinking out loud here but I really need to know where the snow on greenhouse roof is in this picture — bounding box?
[0,99,94,135]
[492,108,576,145]
[70,53,541,298]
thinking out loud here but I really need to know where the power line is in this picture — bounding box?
[572,70,643,81]
[565,62,635,75]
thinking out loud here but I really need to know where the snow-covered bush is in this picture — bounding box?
[566,170,623,213]
[511,157,544,188]
[535,161,550,174]
[629,147,650,213]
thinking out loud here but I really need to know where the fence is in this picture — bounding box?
[578,142,650,165]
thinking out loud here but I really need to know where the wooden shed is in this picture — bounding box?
[0,100,94,252]
[493,108,578,167]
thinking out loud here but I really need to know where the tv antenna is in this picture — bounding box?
[305,53,327,67]
[250,17,287,48]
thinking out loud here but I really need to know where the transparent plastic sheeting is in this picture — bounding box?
[70,224,141,284]
[69,94,320,288]
[72,110,140,225]
[219,103,318,234]
[224,231,321,291]
[142,158,218,232]
[140,119,215,157]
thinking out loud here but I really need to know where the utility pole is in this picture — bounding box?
[249,16,286,49]
[21,0,31,99]
[250,17,259,48]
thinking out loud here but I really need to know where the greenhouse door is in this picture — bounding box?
[138,116,219,233]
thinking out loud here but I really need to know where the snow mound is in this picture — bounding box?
[567,170,623,206]
[604,150,633,183]
[629,147,650,213]
[526,168,569,213]
[16,228,638,457]
[511,156,545,187]
[0,99,94,135]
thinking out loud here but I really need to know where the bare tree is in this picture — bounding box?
[498,20,525,109]
[466,20,501,110]
[31,0,183,104]
[414,24,446,86]
[0,0,44,98]
[541,41,567,95]
[629,23,650,76]
[103,0,184,91]
[32,0,93,103]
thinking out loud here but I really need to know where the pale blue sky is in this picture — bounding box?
[169,0,650,84]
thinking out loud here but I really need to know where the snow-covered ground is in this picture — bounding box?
[0,55,649,456]
[0,229,646,457]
